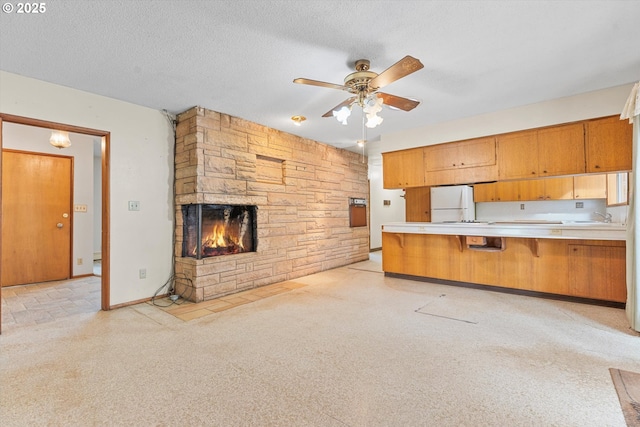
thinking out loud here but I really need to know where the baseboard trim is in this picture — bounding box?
[384,272,626,309]
[110,294,170,310]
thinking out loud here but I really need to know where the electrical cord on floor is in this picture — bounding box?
[151,272,193,307]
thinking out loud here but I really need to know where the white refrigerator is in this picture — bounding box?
[430,185,475,222]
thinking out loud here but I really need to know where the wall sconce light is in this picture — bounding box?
[291,115,306,126]
[50,130,71,149]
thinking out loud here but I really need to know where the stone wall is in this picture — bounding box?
[174,106,370,302]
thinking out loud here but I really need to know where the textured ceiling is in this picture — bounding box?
[1,1,639,154]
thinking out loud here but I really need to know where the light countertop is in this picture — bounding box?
[381,221,626,241]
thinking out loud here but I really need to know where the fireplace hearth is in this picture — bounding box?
[182,204,257,259]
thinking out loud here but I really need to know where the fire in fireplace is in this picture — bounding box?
[182,204,257,259]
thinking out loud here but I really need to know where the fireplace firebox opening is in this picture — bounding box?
[182,204,258,259]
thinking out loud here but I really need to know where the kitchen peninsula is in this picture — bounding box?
[382,221,626,304]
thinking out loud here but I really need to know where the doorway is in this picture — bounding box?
[0,114,111,333]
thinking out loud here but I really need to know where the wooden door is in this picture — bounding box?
[498,131,539,179]
[537,123,585,176]
[1,150,72,286]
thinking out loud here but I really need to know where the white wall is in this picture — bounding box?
[2,123,95,276]
[368,162,405,249]
[0,71,175,306]
[93,154,102,259]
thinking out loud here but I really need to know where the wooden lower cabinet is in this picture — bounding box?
[382,233,626,303]
[568,244,626,302]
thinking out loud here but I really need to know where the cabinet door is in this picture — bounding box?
[586,116,633,172]
[383,149,425,188]
[473,183,496,202]
[518,179,545,200]
[402,148,426,187]
[425,143,460,171]
[544,177,574,200]
[498,131,539,179]
[405,187,431,222]
[457,137,496,169]
[383,151,404,188]
[495,181,520,201]
[574,174,606,199]
[537,123,585,176]
[569,244,626,302]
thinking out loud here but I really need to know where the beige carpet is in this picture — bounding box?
[610,368,640,426]
[1,257,640,426]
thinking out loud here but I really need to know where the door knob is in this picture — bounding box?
[56,223,64,228]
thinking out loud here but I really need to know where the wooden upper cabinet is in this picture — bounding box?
[537,123,585,176]
[543,177,574,200]
[382,148,425,189]
[499,123,586,180]
[574,174,606,199]
[473,183,496,202]
[516,177,573,201]
[425,137,496,171]
[498,131,539,179]
[586,116,633,173]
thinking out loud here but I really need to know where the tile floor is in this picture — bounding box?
[150,281,309,321]
[1,275,101,328]
[1,253,382,328]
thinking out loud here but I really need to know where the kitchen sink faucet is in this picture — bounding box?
[594,212,613,223]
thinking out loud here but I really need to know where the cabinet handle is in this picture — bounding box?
[461,162,465,166]
[543,170,547,174]
[594,165,600,169]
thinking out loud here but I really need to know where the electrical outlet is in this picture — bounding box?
[520,204,525,210]
[576,202,584,208]
[128,201,140,211]
[74,204,88,212]
[139,268,146,279]
[77,258,83,265]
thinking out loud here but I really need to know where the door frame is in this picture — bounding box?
[0,113,111,333]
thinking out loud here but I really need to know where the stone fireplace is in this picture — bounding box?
[174,106,369,303]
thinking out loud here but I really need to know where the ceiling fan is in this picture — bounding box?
[293,55,424,128]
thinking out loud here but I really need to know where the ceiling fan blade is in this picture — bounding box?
[293,78,348,91]
[377,92,421,112]
[322,97,357,117]
[368,56,424,89]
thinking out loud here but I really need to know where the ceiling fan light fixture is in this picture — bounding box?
[50,130,71,149]
[333,105,351,125]
[365,113,383,128]
[356,139,366,148]
[291,115,306,126]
